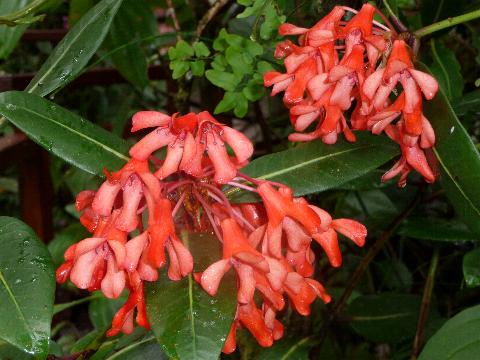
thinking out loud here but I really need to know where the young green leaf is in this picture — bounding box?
[205,69,240,91]
[26,0,124,96]
[146,233,237,360]
[0,91,129,177]
[193,41,210,57]
[0,217,55,358]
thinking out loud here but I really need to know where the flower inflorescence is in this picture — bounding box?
[264,4,439,187]
[56,109,366,352]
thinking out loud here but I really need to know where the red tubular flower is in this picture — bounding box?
[107,272,150,336]
[381,123,436,186]
[57,100,369,352]
[56,210,127,299]
[128,110,253,184]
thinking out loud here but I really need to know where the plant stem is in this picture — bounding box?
[196,0,231,38]
[317,192,421,347]
[414,9,480,38]
[411,247,440,360]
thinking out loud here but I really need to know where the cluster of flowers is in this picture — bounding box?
[264,4,439,187]
[56,110,366,352]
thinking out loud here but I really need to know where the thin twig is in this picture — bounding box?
[382,0,408,32]
[196,0,231,38]
[317,192,422,348]
[166,0,182,41]
[411,247,440,360]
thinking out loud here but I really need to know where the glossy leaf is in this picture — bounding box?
[104,336,165,360]
[347,294,428,344]
[399,218,478,242]
[47,223,88,268]
[419,304,480,360]
[228,132,399,201]
[256,337,317,360]
[26,0,124,96]
[104,0,158,88]
[421,63,480,234]
[463,248,480,287]
[0,217,55,357]
[0,1,29,59]
[146,233,237,360]
[429,40,464,100]
[454,89,480,116]
[0,91,129,177]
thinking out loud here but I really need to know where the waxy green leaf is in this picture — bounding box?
[0,1,29,59]
[347,294,433,344]
[400,218,478,242]
[104,0,158,88]
[0,91,129,177]
[463,248,480,287]
[419,304,480,360]
[0,217,55,358]
[256,337,318,360]
[146,233,237,360]
[26,0,124,96]
[228,132,399,201]
[421,63,480,234]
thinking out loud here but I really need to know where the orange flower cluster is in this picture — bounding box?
[56,110,366,351]
[264,4,439,186]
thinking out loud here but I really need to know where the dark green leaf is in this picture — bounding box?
[89,292,126,330]
[47,223,88,268]
[453,90,480,116]
[0,217,55,357]
[70,330,104,353]
[335,169,389,190]
[256,337,317,360]
[421,63,480,234]
[26,0,124,96]
[419,304,480,360]
[68,0,95,26]
[463,248,480,287]
[0,91,129,177]
[399,218,478,242]
[0,340,32,360]
[0,1,29,59]
[347,294,425,344]
[205,69,240,91]
[429,40,464,100]
[146,233,237,360]
[104,0,158,88]
[228,132,399,201]
[104,336,165,360]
